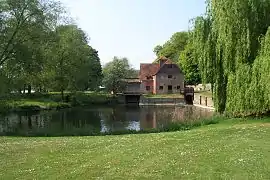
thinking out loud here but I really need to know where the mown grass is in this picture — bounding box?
[0,99,70,111]
[145,93,184,99]
[0,92,116,113]
[1,118,270,179]
[195,91,213,98]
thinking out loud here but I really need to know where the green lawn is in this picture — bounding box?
[145,93,184,98]
[0,92,115,113]
[1,119,270,179]
[195,91,213,98]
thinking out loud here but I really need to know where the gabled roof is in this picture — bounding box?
[154,58,182,75]
[139,57,182,80]
[139,63,159,80]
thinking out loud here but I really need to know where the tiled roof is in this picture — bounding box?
[139,57,181,80]
[139,63,159,80]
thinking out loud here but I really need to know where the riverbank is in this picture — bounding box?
[1,117,269,179]
[0,92,116,113]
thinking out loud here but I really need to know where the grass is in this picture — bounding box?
[0,99,70,112]
[145,93,184,98]
[1,117,270,179]
[195,91,213,98]
[0,92,116,113]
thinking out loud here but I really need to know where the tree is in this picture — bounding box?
[179,41,201,85]
[0,0,103,98]
[46,25,102,99]
[154,31,201,85]
[154,31,189,62]
[153,45,162,57]
[0,0,63,66]
[193,0,270,114]
[102,57,135,93]
[77,47,103,91]
[0,0,64,94]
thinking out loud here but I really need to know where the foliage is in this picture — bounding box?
[45,25,102,97]
[193,0,270,114]
[0,0,102,99]
[179,39,201,85]
[1,119,270,179]
[102,57,136,93]
[226,28,270,116]
[154,31,201,85]
[153,31,189,62]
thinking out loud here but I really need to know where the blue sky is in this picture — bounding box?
[60,0,206,69]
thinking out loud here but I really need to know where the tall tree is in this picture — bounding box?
[0,0,63,66]
[0,0,102,97]
[46,25,101,99]
[102,57,135,94]
[0,0,64,94]
[153,45,162,57]
[179,41,201,85]
[193,0,270,114]
[154,31,189,62]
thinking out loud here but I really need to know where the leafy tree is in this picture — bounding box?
[193,0,270,114]
[0,0,62,66]
[0,0,64,94]
[153,45,162,57]
[76,47,103,91]
[0,0,103,98]
[179,41,201,85]
[154,31,201,85]
[46,25,102,99]
[154,31,189,62]
[102,57,135,94]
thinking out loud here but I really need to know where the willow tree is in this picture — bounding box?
[193,0,270,114]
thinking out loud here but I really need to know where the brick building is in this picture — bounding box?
[139,57,184,94]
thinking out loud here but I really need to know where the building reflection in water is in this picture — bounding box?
[0,106,214,136]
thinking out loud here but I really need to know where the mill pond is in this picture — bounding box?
[0,105,214,136]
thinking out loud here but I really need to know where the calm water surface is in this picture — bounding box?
[0,106,214,136]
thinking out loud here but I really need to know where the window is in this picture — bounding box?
[159,86,163,90]
[168,75,173,78]
[146,86,150,91]
[177,86,181,90]
[168,64,173,68]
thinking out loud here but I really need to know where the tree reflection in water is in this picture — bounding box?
[0,106,214,136]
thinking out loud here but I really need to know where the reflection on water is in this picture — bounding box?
[0,106,214,136]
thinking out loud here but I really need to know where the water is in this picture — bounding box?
[0,106,214,136]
